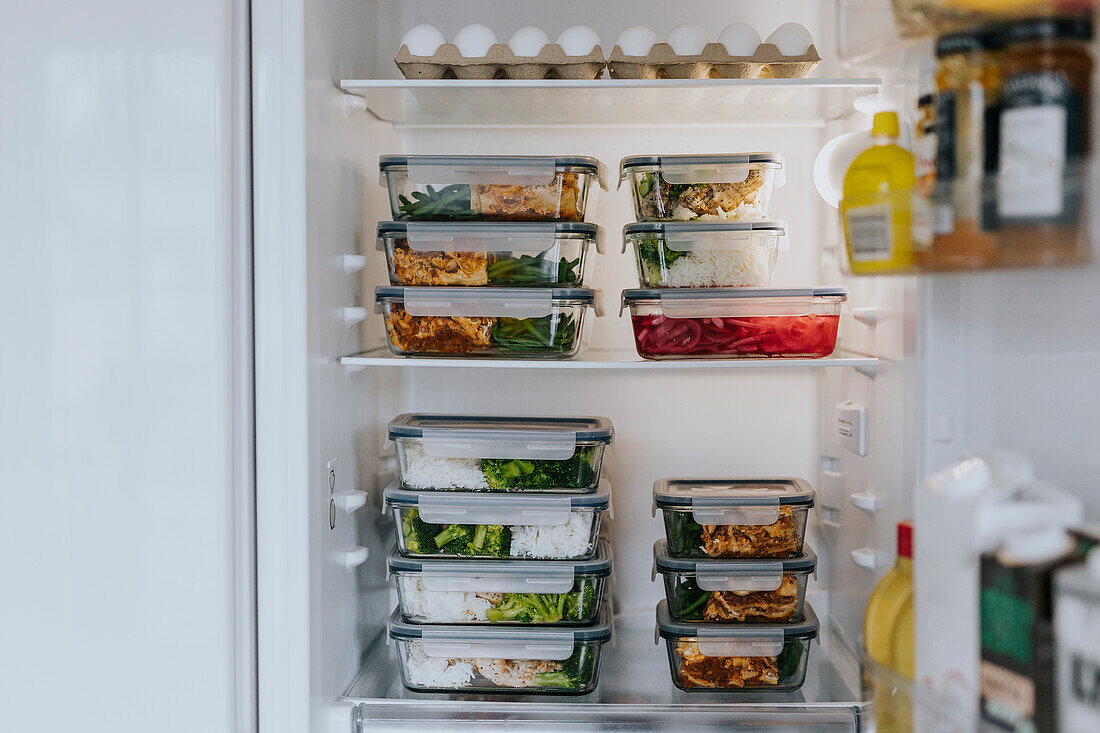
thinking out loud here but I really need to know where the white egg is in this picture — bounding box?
[453,24,498,58]
[614,26,658,57]
[718,23,761,57]
[508,26,550,57]
[400,24,446,57]
[556,25,600,56]
[766,22,814,56]
[666,23,709,56]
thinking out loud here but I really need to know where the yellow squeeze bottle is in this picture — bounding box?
[841,111,922,273]
[864,520,915,732]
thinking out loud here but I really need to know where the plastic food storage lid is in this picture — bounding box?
[652,478,815,526]
[376,286,599,319]
[620,287,846,318]
[377,221,605,254]
[655,600,818,657]
[618,153,785,188]
[622,220,789,253]
[652,540,816,592]
[388,538,612,593]
[379,155,608,190]
[388,414,614,460]
[389,604,612,660]
[384,482,612,525]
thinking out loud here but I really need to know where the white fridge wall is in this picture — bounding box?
[1,0,254,731]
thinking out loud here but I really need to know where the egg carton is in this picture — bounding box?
[395,43,606,80]
[607,42,820,80]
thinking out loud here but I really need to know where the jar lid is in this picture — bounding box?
[935,29,994,57]
[1001,15,1093,45]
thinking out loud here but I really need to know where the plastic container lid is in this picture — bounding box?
[622,220,789,254]
[621,287,847,318]
[655,600,818,657]
[389,604,612,660]
[377,221,604,254]
[384,482,612,526]
[653,540,816,591]
[376,286,598,319]
[389,538,612,593]
[388,414,613,460]
[619,152,785,182]
[652,478,815,526]
[379,155,608,190]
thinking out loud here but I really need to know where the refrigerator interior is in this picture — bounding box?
[251,0,929,730]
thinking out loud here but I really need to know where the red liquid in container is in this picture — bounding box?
[631,314,840,359]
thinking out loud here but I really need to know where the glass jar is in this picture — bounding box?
[927,27,1002,270]
[992,15,1092,267]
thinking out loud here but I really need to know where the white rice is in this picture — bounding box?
[662,245,773,287]
[403,641,474,688]
[397,574,493,622]
[510,511,593,558]
[400,442,489,490]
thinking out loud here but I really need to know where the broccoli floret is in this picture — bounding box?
[400,509,438,554]
[563,582,597,622]
[480,524,510,557]
[533,645,597,689]
[432,523,474,554]
[480,448,597,491]
[486,593,567,623]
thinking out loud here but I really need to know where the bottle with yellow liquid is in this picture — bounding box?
[841,112,929,273]
[864,520,915,731]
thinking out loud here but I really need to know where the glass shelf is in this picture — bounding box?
[339,78,881,127]
[344,610,867,731]
[340,347,879,373]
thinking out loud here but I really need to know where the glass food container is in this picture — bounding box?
[389,538,611,625]
[378,221,604,287]
[653,540,816,623]
[656,600,818,692]
[379,155,607,222]
[624,221,788,288]
[376,286,598,359]
[621,287,846,360]
[389,414,614,493]
[389,605,612,694]
[619,153,785,222]
[652,478,815,559]
[384,484,611,560]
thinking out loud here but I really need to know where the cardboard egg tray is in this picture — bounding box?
[607,42,820,79]
[395,43,607,80]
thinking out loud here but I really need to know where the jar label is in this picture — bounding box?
[935,91,958,181]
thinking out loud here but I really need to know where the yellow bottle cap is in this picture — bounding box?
[872,111,900,137]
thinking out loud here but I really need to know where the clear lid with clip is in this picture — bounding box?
[618,153,786,189]
[384,482,612,526]
[655,600,818,657]
[621,287,846,319]
[388,414,613,460]
[376,286,598,319]
[623,220,789,253]
[652,478,815,526]
[389,538,612,594]
[378,221,604,254]
[381,155,608,189]
[389,604,612,660]
[652,540,817,592]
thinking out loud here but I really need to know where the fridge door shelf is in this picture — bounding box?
[344,610,866,730]
[341,347,878,373]
[338,78,882,127]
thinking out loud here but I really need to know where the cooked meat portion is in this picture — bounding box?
[702,575,799,622]
[472,658,562,687]
[473,173,580,221]
[391,241,488,286]
[474,592,503,604]
[640,169,767,220]
[675,641,780,688]
[700,507,801,558]
[385,305,494,354]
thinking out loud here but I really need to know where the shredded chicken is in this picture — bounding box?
[702,575,799,622]
[391,241,488,286]
[641,169,767,220]
[472,658,562,687]
[700,507,801,558]
[385,305,494,354]
[472,173,580,221]
[473,592,503,604]
[675,641,780,688]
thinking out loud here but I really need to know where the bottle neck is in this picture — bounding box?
[895,556,912,573]
[872,133,896,147]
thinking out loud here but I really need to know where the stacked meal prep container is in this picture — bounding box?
[617,154,849,359]
[374,155,607,359]
[651,479,820,691]
[383,414,615,694]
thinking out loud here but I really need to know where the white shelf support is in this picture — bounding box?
[850,491,879,515]
[851,547,879,572]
